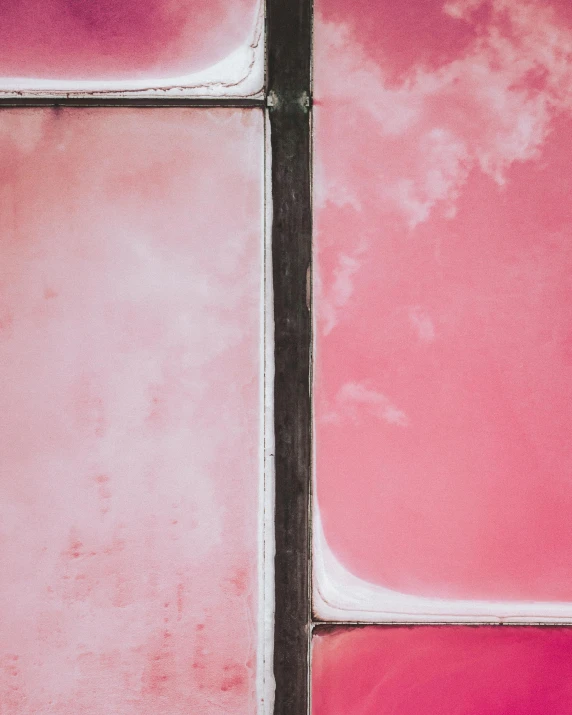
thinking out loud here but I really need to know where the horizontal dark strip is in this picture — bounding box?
[0,97,265,108]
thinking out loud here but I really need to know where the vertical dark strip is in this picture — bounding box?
[267,0,313,710]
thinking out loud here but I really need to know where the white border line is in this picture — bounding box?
[256,109,276,713]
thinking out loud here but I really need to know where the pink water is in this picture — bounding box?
[0,0,257,80]
[313,626,572,714]
[0,108,263,713]
[314,0,572,602]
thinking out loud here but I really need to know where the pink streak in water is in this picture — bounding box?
[315,0,572,602]
[0,0,257,80]
[313,626,572,714]
[0,108,263,713]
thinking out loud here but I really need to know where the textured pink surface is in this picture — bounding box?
[313,626,572,714]
[0,109,263,713]
[314,0,572,602]
[0,0,257,80]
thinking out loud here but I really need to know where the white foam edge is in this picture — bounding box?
[0,0,263,98]
[256,109,275,714]
[313,506,572,623]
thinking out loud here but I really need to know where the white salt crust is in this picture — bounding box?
[313,507,572,624]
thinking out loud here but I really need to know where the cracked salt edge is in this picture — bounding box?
[0,0,263,98]
[313,507,572,624]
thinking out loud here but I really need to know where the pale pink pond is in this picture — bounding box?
[0,108,264,713]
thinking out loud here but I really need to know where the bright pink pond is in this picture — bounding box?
[314,0,572,603]
[313,626,572,714]
[0,108,263,713]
